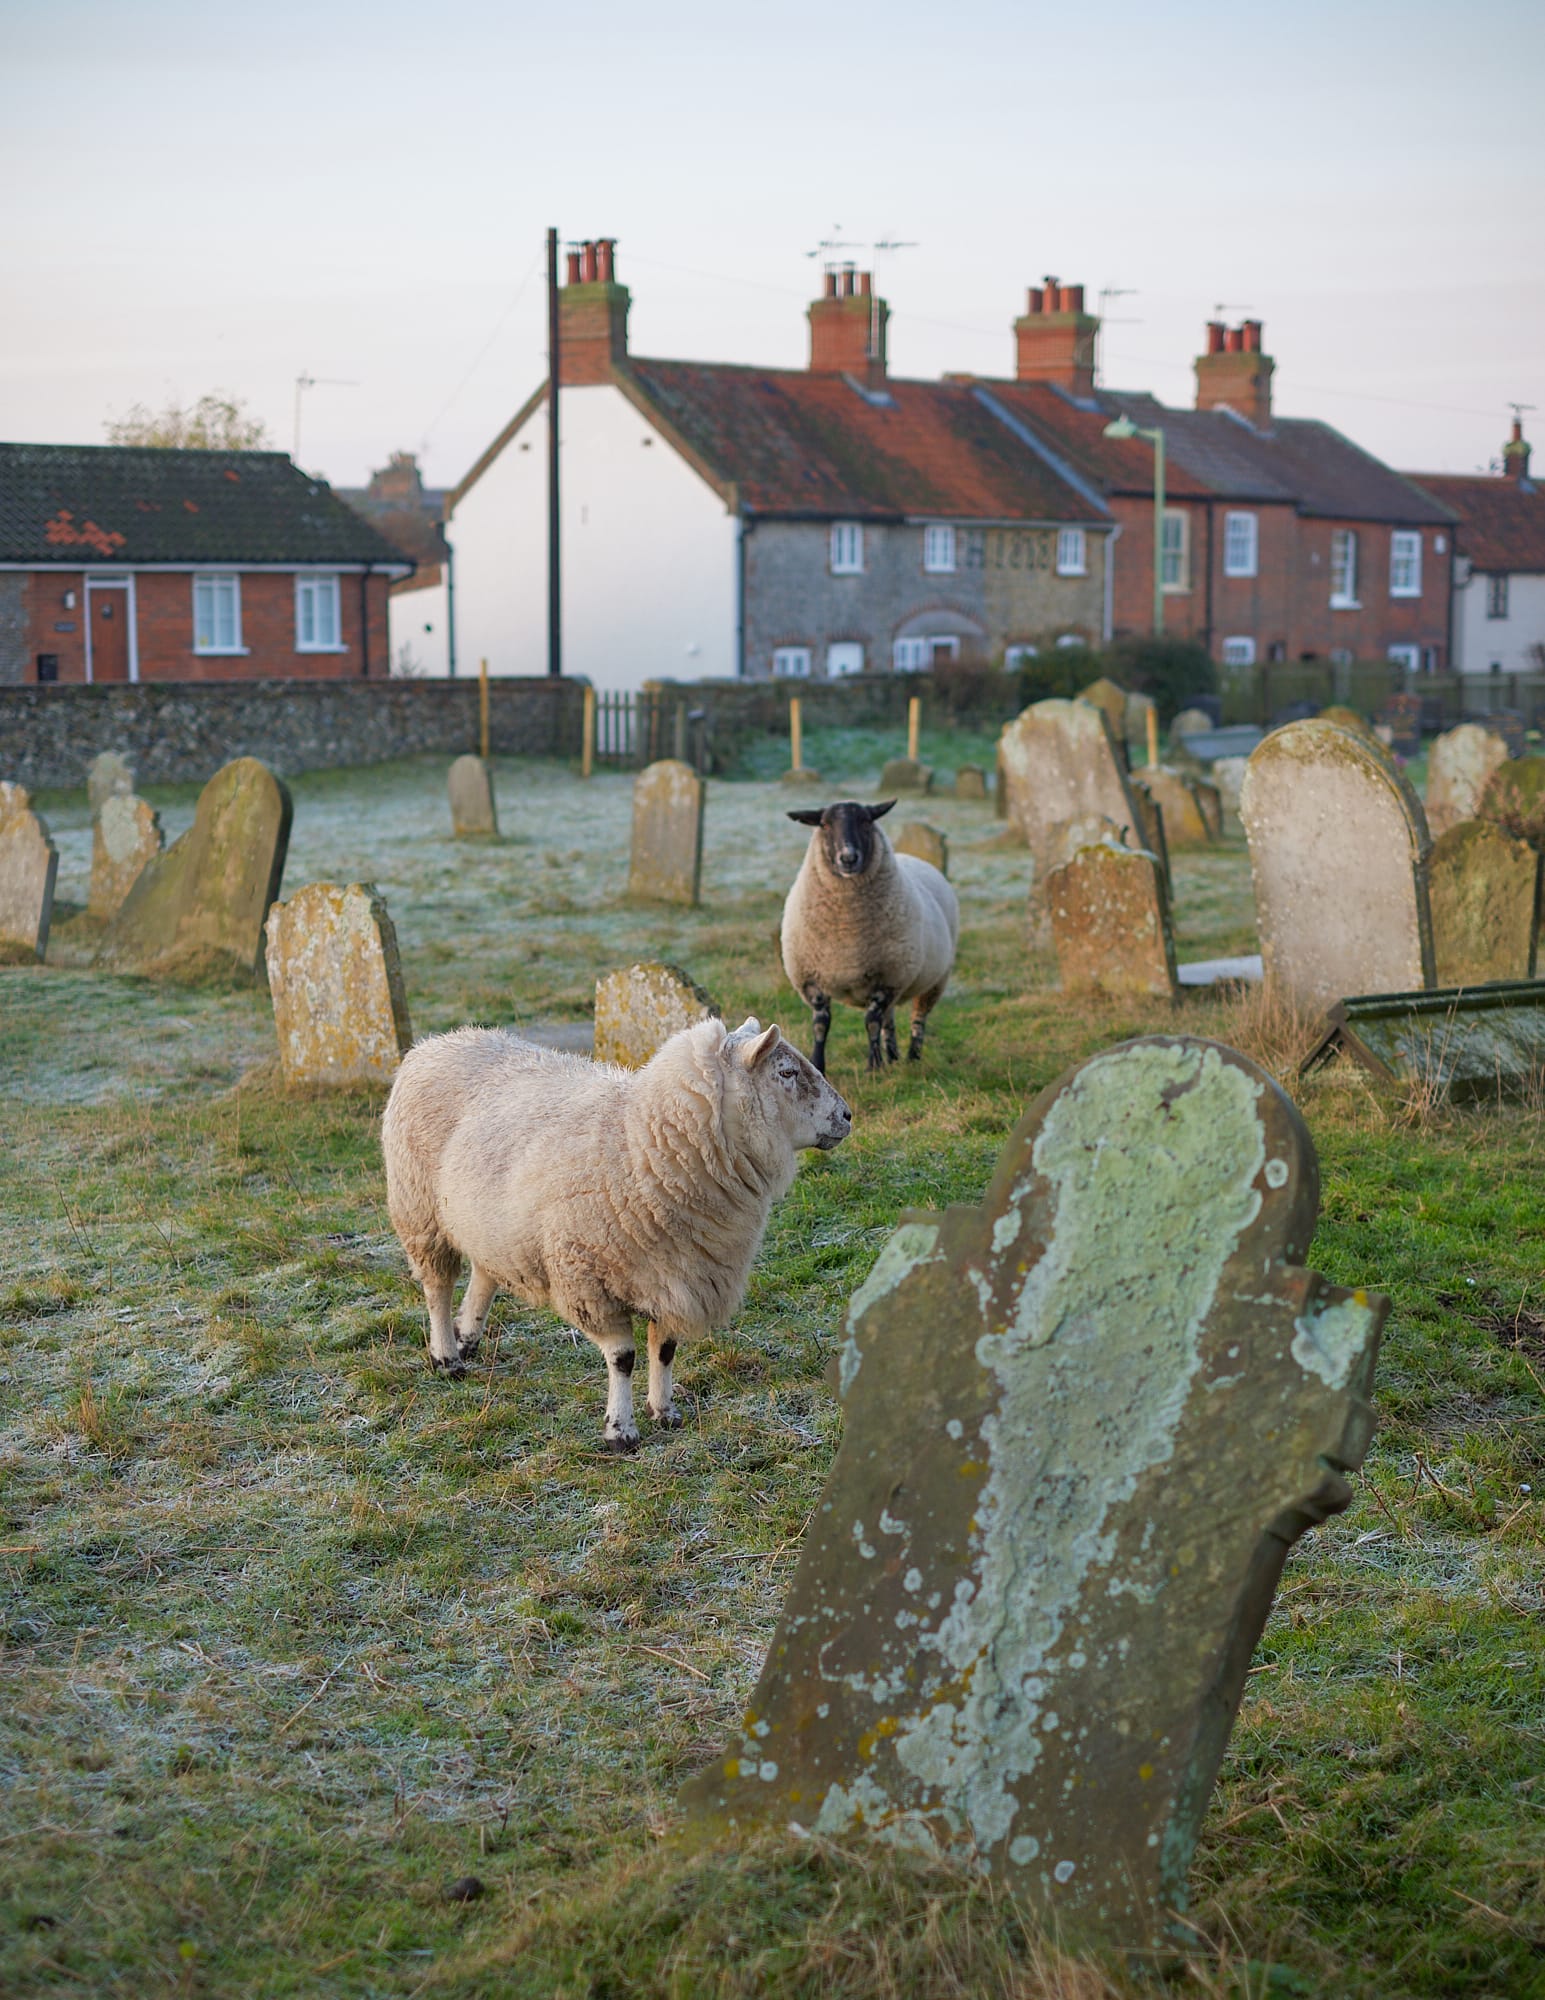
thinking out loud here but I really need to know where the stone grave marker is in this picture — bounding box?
[96,756,292,983]
[1135,766,1216,848]
[1305,984,1545,1101]
[1477,756,1545,849]
[87,751,135,817]
[999,700,1146,887]
[1377,691,1423,757]
[878,756,931,794]
[1425,723,1511,837]
[681,1035,1385,1952]
[264,883,412,1088]
[88,794,163,919]
[448,754,498,838]
[1046,839,1177,1000]
[893,821,949,877]
[1240,719,1434,1014]
[1170,706,1214,745]
[0,783,59,963]
[1209,755,1248,811]
[1319,705,1376,742]
[1428,822,1540,987]
[1124,689,1156,752]
[1486,709,1527,760]
[1076,677,1130,765]
[593,961,720,1068]
[954,765,988,801]
[628,758,705,905]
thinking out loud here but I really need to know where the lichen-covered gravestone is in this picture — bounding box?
[96,757,292,984]
[1425,724,1511,838]
[681,1035,1386,1951]
[1046,840,1177,1000]
[88,794,163,919]
[1170,707,1214,746]
[86,751,135,818]
[954,765,988,802]
[1240,719,1434,1014]
[1135,767,1215,848]
[999,701,1146,888]
[593,961,720,1068]
[1428,822,1541,987]
[628,759,705,906]
[0,782,59,963]
[1477,756,1545,851]
[448,754,498,838]
[1076,677,1130,765]
[878,757,931,795]
[893,822,948,877]
[264,882,412,1088]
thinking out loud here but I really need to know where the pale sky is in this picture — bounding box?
[5,0,1542,490]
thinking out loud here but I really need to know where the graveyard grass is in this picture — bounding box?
[2,740,1541,2000]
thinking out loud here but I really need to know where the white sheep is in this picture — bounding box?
[782,799,960,1073]
[380,1016,851,1451]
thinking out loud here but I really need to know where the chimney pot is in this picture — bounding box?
[858,270,872,296]
[1063,283,1084,314]
[824,268,838,298]
[1223,326,1242,352]
[596,238,615,282]
[1014,277,1097,393]
[1027,286,1044,315]
[1242,318,1262,353]
[565,249,582,286]
[579,241,597,283]
[1205,320,1225,355]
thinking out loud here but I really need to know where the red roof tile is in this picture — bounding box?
[1406,474,1545,573]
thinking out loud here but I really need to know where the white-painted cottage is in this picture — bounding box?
[1414,424,1545,677]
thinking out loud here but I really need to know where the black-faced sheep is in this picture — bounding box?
[781,799,960,1073]
[380,1016,851,1451]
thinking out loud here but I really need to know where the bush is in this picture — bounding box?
[1008,644,1102,709]
[1104,635,1216,723]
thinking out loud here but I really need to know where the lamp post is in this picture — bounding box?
[1103,415,1166,635]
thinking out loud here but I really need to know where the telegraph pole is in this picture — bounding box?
[547,225,562,678]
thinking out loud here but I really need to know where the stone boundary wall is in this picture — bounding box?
[1,678,588,791]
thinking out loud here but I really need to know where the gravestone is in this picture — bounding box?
[88,794,163,919]
[1046,840,1177,1000]
[448,754,498,838]
[593,961,720,1068]
[1209,755,1249,811]
[87,751,135,817]
[1305,984,1545,1101]
[628,759,705,905]
[1485,709,1527,760]
[1239,720,1434,1014]
[264,882,412,1088]
[96,757,292,984]
[1477,757,1545,850]
[1428,822,1540,987]
[1320,705,1376,742]
[1377,692,1423,757]
[878,757,931,794]
[893,822,948,877]
[1076,677,1130,765]
[999,700,1146,888]
[0,783,58,963]
[1124,690,1156,752]
[1425,724,1511,837]
[1135,766,1216,848]
[954,765,988,802]
[681,1035,1385,1952]
[1170,706,1214,744]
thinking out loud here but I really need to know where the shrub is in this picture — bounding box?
[1104,635,1216,723]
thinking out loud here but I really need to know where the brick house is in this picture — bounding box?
[1408,422,1545,675]
[0,444,411,685]
[337,450,451,677]
[444,244,1114,690]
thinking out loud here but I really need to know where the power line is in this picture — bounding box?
[420,248,544,451]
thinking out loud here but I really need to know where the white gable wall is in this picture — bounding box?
[388,576,450,677]
[446,383,738,691]
[1452,568,1545,674]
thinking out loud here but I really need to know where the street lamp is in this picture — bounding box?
[1103,414,1165,635]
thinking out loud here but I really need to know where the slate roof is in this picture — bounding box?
[973,384,1219,501]
[1404,474,1545,572]
[0,443,413,568]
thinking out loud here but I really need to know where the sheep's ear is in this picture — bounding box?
[737,1024,780,1069]
[866,800,896,821]
[786,809,824,826]
[725,1016,763,1044]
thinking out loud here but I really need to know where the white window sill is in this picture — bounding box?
[1223,569,1258,581]
[1329,598,1361,611]
[923,566,956,577]
[1161,583,1190,595]
[830,568,863,578]
[1056,567,1087,578]
[194,645,249,656]
[1389,590,1421,600]
[296,644,349,654]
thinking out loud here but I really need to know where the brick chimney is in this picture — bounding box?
[1502,415,1532,482]
[808,265,888,387]
[558,238,630,386]
[1013,278,1098,397]
[1194,318,1274,428]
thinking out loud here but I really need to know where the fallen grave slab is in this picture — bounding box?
[1303,983,1545,1101]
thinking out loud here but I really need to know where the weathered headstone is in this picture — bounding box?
[1209,755,1249,811]
[264,883,412,1088]
[593,961,720,1068]
[96,757,292,983]
[893,821,949,877]
[0,784,58,963]
[448,754,498,838]
[1320,705,1376,742]
[1046,840,1177,1000]
[1477,756,1545,850]
[682,1035,1385,1952]
[1428,822,1540,987]
[999,700,1147,887]
[1076,677,1130,764]
[1124,690,1156,751]
[1170,706,1214,744]
[1239,720,1434,1013]
[1135,766,1215,848]
[1377,691,1423,757]
[878,757,931,794]
[88,793,163,919]
[627,759,705,906]
[86,751,135,817]
[954,765,988,802]
[1425,724,1511,837]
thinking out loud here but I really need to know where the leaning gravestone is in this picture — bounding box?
[593,961,719,1068]
[88,794,163,919]
[627,759,705,906]
[1135,766,1216,848]
[999,700,1146,887]
[264,883,412,1088]
[1046,840,1177,1000]
[893,821,948,877]
[1428,823,1541,987]
[1425,724,1511,838]
[682,1035,1385,1952]
[448,754,498,838]
[96,757,292,984]
[86,750,135,818]
[954,765,988,802]
[1076,677,1130,766]
[0,783,59,963]
[1477,757,1545,851]
[1240,720,1434,1014]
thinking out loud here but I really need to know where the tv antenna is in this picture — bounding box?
[1211,301,1252,319]
[293,373,359,464]
[1507,400,1537,422]
[806,229,917,364]
[1095,284,1138,386]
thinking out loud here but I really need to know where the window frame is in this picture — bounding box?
[1486,574,1510,620]
[826,641,865,678]
[295,572,344,652]
[1055,527,1087,576]
[1222,511,1258,579]
[1220,635,1256,666]
[1386,644,1420,672]
[922,524,956,574]
[829,521,863,575]
[1389,530,1422,598]
[192,573,244,654]
[1329,529,1360,608]
[772,646,812,679]
[1160,509,1189,592]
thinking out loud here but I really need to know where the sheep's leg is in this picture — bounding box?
[454,1262,499,1360]
[908,983,945,1062]
[424,1271,464,1375]
[882,1004,900,1065]
[802,984,832,1074]
[646,1321,686,1428]
[863,989,895,1071]
[580,1314,641,1453]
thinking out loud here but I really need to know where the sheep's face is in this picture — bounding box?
[787,799,896,880]
[724,1018,852,1152]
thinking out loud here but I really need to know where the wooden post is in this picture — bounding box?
[907,694,920,762]
[1147,704,1160,768]
[790,697,803,772]
[479,658,490,760]
[581,684,595,779]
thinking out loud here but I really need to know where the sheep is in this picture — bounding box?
[781,799,960,1073]
[380,1015,852,1452]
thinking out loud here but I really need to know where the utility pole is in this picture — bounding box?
[547,225,562,678]
[292,373,358,464]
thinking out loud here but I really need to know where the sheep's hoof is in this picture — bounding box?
[454,1330,481,1360]
[431,1354,467,1380]
[649,1402,684,1429]
[601,1429,641,1455]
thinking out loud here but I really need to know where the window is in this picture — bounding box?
[1329,529,1359,607]
[1221,636,1256,666]
[295,573,342,649]
[1486,574,1510,619]
[772,646,811,678]
[830,522,863,574]
[1160,510,1189,591]
[826,641,864,677]
[893,637,929,672]
[922,524,956,574]
[1056,528,1086,576]
[1387,645,1419,672]
[193,574,242,652]
[1389,531,1421,597]
[1054,633,1085,649]
[1004,643,1039,669]
[1223,512,1258,578]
